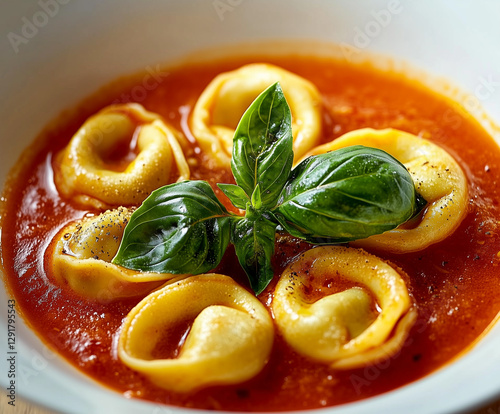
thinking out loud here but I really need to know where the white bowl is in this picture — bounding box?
[1,1,500,413]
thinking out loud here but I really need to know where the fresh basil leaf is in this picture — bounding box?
[217,183,249,210]
[231,82,293,208]
[274,146,424,243]
[112,180,231,274]
[251,183,263,210]
[232,209,277,295]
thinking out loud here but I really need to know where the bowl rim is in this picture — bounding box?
[1,1,500,413]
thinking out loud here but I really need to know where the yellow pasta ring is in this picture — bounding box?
[191,63,322,167]
[54,103,190,208]
[272,246,416,369]
[118,274,274,392]
[50,207,176,301]
[304,128,469,253]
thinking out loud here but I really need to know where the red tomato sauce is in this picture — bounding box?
[2,54,500,411]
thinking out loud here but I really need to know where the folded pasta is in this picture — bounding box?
[54,103,190,208]
[272,246,416,369]
[304,128,468,253]
[118,274,274,392]
[191,63,322,167]
[51,207,174,301]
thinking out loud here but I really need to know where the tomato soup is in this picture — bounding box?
[2,54,500,411]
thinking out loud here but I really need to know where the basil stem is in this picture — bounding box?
[112,181,231,274]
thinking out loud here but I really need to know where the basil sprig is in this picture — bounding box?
[113,83,426,294]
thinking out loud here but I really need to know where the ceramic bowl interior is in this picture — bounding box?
[1,1,500,413]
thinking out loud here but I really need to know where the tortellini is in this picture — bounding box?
[305,128,468,253]
[191,63,322,167]
[118,274,274,392]
[54,103,190,208]
[51,207,174,301]
[272,246,416,369]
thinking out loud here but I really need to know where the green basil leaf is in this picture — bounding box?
[251,183,263,210]
[112,180,231,274]
[232,209,277,295]
[231,82,293,208]
[274,146,424,243]
[217,183,249,210]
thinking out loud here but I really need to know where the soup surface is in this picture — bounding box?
[2,54,500,411]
